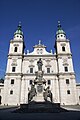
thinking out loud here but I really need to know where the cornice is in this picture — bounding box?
[6,73,22,76]
[23,73,57,76]
[8,54,23,57]
[56,39,70,42]
[58,72,75,76]
[23,54,56,58]
[10,39,23,43]
[56,53,72,58]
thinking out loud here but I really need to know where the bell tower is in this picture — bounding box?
[4,23,25,105]
[6,22,24,74]
[55,21,77,105]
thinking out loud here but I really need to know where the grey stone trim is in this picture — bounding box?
[10,40,23,43]
[56,39,70,42]
[6,73,22,76]
[58,72,75,76]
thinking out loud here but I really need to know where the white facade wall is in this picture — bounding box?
[3,76,21,105]
[59,75,77,105]
[76,84,80,105]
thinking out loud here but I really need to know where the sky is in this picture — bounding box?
[0,0,80,82]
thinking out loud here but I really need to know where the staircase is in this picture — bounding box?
[18,101,68,113]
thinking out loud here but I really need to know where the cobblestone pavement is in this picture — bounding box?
[0,106,80,120]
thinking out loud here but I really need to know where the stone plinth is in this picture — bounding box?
[33,93,45,102]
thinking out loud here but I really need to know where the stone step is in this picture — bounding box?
[17,101,68,113]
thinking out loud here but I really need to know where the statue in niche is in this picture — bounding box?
[37,58,43,71]
[43,86,52,102]
[28,84,37,102]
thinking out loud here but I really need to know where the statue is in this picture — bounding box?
[28,84,37,102]
[43,86,52,102]
[37,58,43,71]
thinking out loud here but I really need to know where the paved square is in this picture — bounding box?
[0,106,80,120]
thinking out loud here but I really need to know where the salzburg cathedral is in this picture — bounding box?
[0,22,80,106]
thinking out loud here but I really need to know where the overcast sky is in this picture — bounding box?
[0,0,80,82]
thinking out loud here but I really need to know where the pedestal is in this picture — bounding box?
[33,93,45,102]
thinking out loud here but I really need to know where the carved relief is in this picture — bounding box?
[11,59,17,66]
[63,57,68,66]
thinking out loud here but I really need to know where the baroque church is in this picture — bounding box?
[0,22,80,105]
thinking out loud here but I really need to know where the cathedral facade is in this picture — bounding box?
[0,22,80,105]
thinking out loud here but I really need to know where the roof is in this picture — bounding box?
[14,22,23,36]
[56,21,66,35]
[33,40,46,48]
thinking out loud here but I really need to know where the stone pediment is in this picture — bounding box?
[26,40,53,55]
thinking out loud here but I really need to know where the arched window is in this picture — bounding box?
[11,79,14,84]
[29,80,32,85]
[67,90,70,94]
[62,46,65,51]
[14,47,17,52]
[64,66,68,72]
[47,68,50,73]
[48,80,51,85]
[12,67,16,72]
[10,90,13,95]
[30,68,33,73]
[66,79,69,84]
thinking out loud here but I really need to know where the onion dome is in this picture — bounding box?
[56,21,66,35]
[56,21,66,40]
[14,22,23,36]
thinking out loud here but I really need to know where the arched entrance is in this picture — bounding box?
[0,96,1,104]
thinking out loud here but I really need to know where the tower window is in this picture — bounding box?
[14,47,17,52]
[11,79,14,84]
[29,80,32,85]
[62,46,65,51]
[67,90,70,94]
[48,80,51,85]
[12,67,16,72]
[66,79,69,84]
[47,68,50,73]
[30,68,33,73]
[10,90,13,95]
[64,66,68,72]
